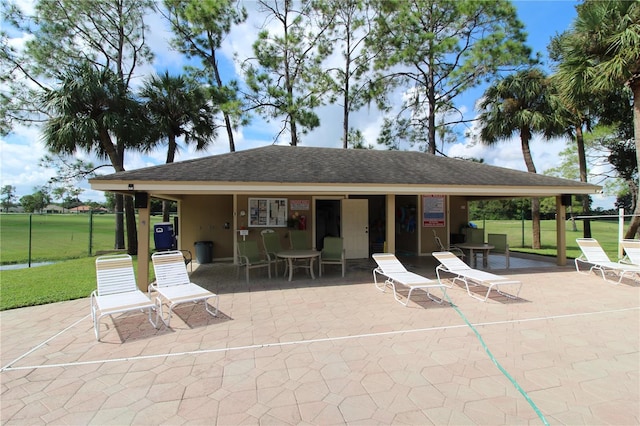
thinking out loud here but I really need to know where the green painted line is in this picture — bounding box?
[446,294,550,425]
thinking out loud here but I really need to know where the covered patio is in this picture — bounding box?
[2,256,638,424]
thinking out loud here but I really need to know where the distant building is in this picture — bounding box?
[69,205,92,213]
[44,204,68,214]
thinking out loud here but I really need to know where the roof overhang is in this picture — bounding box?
[90,180,602,198]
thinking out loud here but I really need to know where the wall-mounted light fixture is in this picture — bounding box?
[128,183,134,190]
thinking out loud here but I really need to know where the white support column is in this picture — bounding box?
[619,208,625,259]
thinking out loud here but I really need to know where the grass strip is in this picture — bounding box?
[0,257,152,311]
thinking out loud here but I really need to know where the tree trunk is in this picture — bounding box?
[624,80,640,239]
[99,129,127,250]
[520,128,541,249]
[290,119,298,146]
[575,124,591,237]
[531,197,541,249]
[162,136,177,222]
[342,62,350,149]
[427,62,436,154]
[208,47,236,152]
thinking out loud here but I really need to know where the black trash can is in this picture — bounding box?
[194,241,213,264]
[154,222,175,251]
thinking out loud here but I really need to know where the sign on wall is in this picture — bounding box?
[422,195,445,227]
[290,199,310,211]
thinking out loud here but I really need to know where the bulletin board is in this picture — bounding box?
[249,198,288,227]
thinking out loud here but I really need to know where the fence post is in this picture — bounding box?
[88,210,93,256]
[521,200,525,247]
[28,214,32,267]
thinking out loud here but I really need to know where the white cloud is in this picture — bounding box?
[0,127,55,196]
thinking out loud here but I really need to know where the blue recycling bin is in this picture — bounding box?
[154,222,176,251]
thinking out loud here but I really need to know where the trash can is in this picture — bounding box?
[194,241,213,264]
[154,222,175,251]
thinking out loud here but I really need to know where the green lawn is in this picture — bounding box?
[0,213,164,265]
[480,218,622,259]
[0,256,152,311]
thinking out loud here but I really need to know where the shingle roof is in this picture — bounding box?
[91,145,599,191]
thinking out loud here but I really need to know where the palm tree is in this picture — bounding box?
[477,68,569,249]
[42,62,148,254]
[140,71,217,221]
[547,37,594,236]
[552,0,640,238]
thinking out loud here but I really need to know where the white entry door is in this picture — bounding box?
[341,199,369,259]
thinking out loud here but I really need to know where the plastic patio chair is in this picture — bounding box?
[320,236,346,277]
[289,230,311,249]
[487,233,510,268]
[237,240,271,283]
[261,229,286,276]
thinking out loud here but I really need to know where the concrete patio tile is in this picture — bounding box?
[338,393,378,422]
[463,399,508,424]
[266,402,303,424]
[392,409,434,425]
[294,379,330,403]
[131,399,180,424]
[1,257,639,425]
[590,399,640,425]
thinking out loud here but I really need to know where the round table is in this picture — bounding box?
[277,250,321,281]
[456,243,494,268]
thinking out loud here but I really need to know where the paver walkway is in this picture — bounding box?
[1,256,639,424]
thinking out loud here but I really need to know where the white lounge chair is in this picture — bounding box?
[432,251,522,302]
[433,230,465,260]
[151,251,219,326]
[372,253,448,307]
[575,238,640,284]
[91,254,158,341]
[620,239,640,266]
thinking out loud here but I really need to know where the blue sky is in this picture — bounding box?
[2,0,616,208]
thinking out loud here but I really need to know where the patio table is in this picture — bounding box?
[456,243,494,268]
[277,249,321,281]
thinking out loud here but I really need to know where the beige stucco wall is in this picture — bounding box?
[179,195,235,259]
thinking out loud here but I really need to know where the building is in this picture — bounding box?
[90,146,601,289]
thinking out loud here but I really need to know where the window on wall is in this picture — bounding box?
[248,198,288,227]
